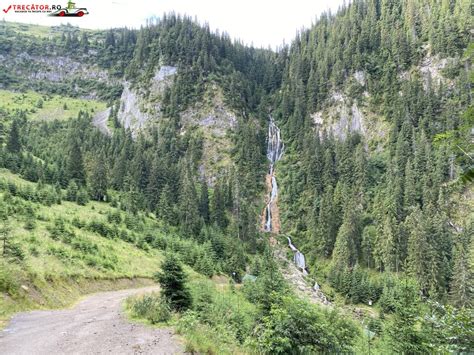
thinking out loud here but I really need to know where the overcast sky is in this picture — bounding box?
[3,0,346,48]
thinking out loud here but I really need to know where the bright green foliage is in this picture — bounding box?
[243,251,288,314]
[66,180,78,201]
[254,296,359,354]
[76,188,89,206]
[157,184,176,225]
[127,292,171,324]
[331,197,362,269]
[422,301,474,353]
[384,279,429,354]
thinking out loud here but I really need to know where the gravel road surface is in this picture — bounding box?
[0,286,184,355]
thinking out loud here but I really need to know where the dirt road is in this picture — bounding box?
[0,286,184,355]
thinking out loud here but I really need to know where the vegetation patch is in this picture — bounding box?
[0,90,106,122]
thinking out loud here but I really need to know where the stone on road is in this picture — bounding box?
[0,286,184,355]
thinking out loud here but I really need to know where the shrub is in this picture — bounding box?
[87,220,113,238]
[128,292,171,324]
[4,241,25,261]
[252,296,359,354]
[106,210,122,224]
[0,262,19,294]
[76,188,89,205]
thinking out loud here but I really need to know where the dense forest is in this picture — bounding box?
[275,0,472,303]
[0,0,472,353]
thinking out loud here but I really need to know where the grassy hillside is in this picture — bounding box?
[0,90,106,122]
[0,21,97,39]
[0,169,165,325]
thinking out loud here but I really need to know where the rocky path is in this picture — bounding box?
[0,286,184,355]
[273,242,332,307]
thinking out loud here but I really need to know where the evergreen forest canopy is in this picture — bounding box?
[0,0,472,353]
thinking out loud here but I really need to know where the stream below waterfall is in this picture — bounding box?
[265,118,308,274]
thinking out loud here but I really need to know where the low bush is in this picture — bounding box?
[127,292,171,324]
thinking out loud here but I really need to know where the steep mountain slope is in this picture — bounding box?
[274,0,472,310]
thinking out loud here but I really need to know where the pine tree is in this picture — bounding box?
[404,158,418,210]
[146,156,165,210]
[195,252,214,277]
[155,253,192,312]
[211,179,227,228]
[0,121,5,145]
[67,139,86,186]
[89,155,108,201]
[178,160,201,237]
[157,184,175,225]
[66,180,78,201]
[6,119,21,153]
[313,185,337,256]
[385,279,428,354]
[76,188,89,206]
[450,221,473,308]
[199,178,210,224]
[332,197,361,268]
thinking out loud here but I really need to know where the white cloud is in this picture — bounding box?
[2,0,345,48]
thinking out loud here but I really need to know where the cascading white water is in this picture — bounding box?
[264,119,284,232]
[287,237,308,275]
[265,117,308,274]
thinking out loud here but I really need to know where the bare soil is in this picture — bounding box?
[0,286,184,355]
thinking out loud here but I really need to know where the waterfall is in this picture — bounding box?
[264,118,283,233]
[287,237,308,275]
[265,117,308,275]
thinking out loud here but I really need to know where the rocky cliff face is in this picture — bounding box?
[311,91,388,150]
[1,52,118,99]
[310,51,456,150]
[116,65,177,134]
[115,67,237,179]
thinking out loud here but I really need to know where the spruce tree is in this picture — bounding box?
[67,139,86,186]
[6,119,21,153]
[385,279,428,354]
[211,180,227,228]
[66,180,78,201]
[89,155,108,201]
[155,253,192,312]
[199,178,210,224]
[450,221,473,308]
[332,197,361,268]
[314,185,337,256]
[178,160,201,237]
[157,184,175,225]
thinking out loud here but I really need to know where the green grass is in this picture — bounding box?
[126,277,256,354]
[0,21,97,39]
[0,169,165,326]
[0,89,106,121]
[0,21,53,38]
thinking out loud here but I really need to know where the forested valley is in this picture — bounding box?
[0,0,472,353]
